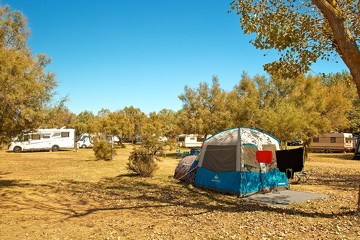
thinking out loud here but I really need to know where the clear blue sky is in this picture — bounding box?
[3,0,347,115]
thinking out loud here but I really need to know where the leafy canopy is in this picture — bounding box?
[230,0,360,93]
[0,5,56,144]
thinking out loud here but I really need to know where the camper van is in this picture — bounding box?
[177,134,206,148]
[310,133,354,153]
[8,128,75,153]
[77,133,93,148]
[76,133,120,148]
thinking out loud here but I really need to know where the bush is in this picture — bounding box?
[93,139,115,160]
[127,147,159,177]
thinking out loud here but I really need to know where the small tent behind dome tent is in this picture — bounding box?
[194,127,289,197]
[173,155,198,184]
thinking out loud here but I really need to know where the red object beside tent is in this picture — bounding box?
[256,150,273,164]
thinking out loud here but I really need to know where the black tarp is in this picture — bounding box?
[276,148,304,178]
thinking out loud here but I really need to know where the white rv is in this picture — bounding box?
[8,128,75,153]
[76,133,120,148]
[310,133,354,153]
[77,133,93,148]
[177,134,206,148]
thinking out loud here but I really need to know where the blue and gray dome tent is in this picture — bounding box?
[194,127,289,197]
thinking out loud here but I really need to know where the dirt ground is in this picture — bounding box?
[1,147,360,239]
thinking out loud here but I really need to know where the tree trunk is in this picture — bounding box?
[312,0,360,96]
[358,183,360,212]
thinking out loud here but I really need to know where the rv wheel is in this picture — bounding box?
[51,145,59,152]
[81,145,86,149]
[13,146,22,153]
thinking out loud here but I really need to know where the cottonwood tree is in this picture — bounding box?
[230,0,360,96]
[142,109,181,151]
[42,98,76,129]
[178,76,231,137]
[265,75,351,144]
[226,72,263,127]
[0,5,56,144]
[74,111,96,135]
[322,71,360,133]
[154,109,181,147]
[123,106,147,143]
[226,73,352,146]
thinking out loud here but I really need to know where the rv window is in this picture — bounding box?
[190,137,195,140]
[42,135,51,139]
[345,138,352,143]
[53,133,61,137]
[31,134,41,140]
[178,137,185,142]
[313,137,319,143]
[23,134,30,141]
[330,137,336,143]
[61,132,70,138]
[197,137,205,142]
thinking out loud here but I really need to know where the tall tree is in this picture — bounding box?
[74,111,96,135]
[230,0,360,96]
[178,76,231,137]
[123,106,147,143]
[42,98,76,129]
[0,5,56,144]
[322,71,360,133]
[227,72,262,127]
[227,73,352,145]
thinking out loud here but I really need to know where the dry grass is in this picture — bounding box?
[1,146,360,239]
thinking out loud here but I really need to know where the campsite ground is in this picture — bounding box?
[0,146,360,239]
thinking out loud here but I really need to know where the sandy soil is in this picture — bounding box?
[0,149,360,239]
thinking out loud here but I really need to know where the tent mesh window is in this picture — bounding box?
[242,145,258,172]
[202,145,237,172]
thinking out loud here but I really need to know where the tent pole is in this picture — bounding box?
[237,127,242,196]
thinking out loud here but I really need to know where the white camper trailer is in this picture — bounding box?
[310,133,354,153]
[177,134,206,148]
[8,128,75,153]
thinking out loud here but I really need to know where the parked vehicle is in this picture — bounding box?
[177,134,206,148]
[287,139,302,146]
[309,133,354,153]
[76,133,120,148]
[8,128,75,153]
[77,133,93,148]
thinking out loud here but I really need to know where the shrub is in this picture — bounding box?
[127,147,159,177]
[93,139,115,160]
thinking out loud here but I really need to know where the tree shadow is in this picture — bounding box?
[303,172,360,191]
[0,171,31,188]
[1,171,358,223]
[53,176,357,220]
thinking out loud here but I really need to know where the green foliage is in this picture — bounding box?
[178,73,353,144]
[127,147,159,177]
[178,76,232,136]
[87,106,146,143]
[74,111,95,135]
[0,5,56,144]
[42,97,76,129]
[92,139,115,161]
[230,0,360,98]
